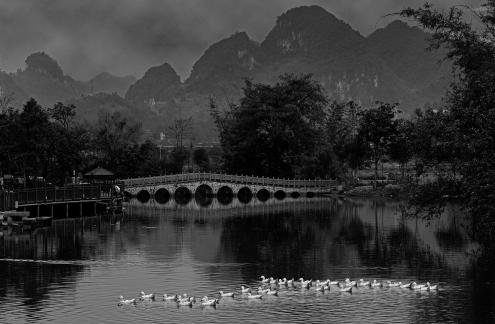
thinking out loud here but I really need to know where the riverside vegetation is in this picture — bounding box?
[0,3,494,254]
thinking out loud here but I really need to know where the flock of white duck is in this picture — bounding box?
[118,275,439,307]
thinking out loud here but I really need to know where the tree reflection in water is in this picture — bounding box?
[0,197,490,323]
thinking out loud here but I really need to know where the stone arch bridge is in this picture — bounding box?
[123,173,337,205]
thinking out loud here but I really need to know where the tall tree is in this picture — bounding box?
[356,102,398,186]
[401,2,495,246]
[211,74,330,178]
[14,99,53,183]
[92,111,142,177]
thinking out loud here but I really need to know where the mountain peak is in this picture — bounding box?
[125,62,181,103]
[143,62,180,81]
[386,20,412,30]
[277,5,339,24]
[185,31,261,92]
[24,52,64,81]
[262,5,363,57]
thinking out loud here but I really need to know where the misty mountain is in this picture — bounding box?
[66,92,157,127]
[0,5,452,140]
[11,52,88,106]
[367,20,452,103]
[125,62,181,104]
[185,31,263,96]
[123,5,451,139]
[0,70,28,106]
[88,72,136,97]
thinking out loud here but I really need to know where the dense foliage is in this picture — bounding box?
[0,98,195,185]
[211,74,333,178]
[400,2,495,247]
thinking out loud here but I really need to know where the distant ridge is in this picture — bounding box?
[0,6,451,140]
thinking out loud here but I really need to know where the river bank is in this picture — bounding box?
[340,183,410,200]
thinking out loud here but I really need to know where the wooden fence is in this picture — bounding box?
[0,185,114,211]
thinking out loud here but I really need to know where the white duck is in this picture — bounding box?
[400,282,412,289]
[370,280,382,288]
[328,280,339,285]
[241,285,251,293]
[219,291,235,297]
[344,278,357,286]
[178,294,195,303]
[139,291,155,301]
[247,293,263,299]
[315,285,325,292]
[269,277,278,284]
[299,278,311,288]
[287,278,295,286]
[260,275,270,283]
[163,294,178,301]
[340,286,353,293]
[427,282,438,290]
[118,296,137,306]
[177,299,193,306]
[357,279,370,286]
[278,278,288,285]
[267,288,279,296]
[411,282,426,290]
[257,287,270,294]
[201,296,219,306]
[385,281,401,287]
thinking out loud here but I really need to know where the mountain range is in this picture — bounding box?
[0,5,452,141]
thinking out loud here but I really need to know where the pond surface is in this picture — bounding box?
[0,197,493,323]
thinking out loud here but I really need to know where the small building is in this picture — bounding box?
[83,167,116,184]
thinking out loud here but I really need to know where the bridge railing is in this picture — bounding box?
[0,185,111,210]
[123,173,337,190]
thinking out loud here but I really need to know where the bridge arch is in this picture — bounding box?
[137,190,151,203]
[256,188,270,202]
[195,184,213,207]
[154,188,170,204]
[174,187,192,205]
[274,190,286,200]
[290,191,301,199]
[217,186,234,205]
[237,187,252,204]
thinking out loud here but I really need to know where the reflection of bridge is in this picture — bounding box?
[123,173,338,205]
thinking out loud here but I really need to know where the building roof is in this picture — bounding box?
[84,167,114,177]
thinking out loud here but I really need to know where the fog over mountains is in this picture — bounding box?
[0,5,451,140]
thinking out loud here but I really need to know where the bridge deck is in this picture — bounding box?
[123,173,337,189]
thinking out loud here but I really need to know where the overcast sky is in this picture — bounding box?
[0,0,480,80]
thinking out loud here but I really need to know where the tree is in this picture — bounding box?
[167,146,189,173]
[92,111,142,177]
[327,101,363,179]
[0,92,15,112]
[49,102,76,131]
[193,148,210,171]
[211,74,330,178]
[356,103,398,186]
[388,118,414,179]
[400,2,495,247]
[168,118,192,148]
[14,99,53,182]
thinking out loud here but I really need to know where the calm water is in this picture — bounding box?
[0,196,493,323]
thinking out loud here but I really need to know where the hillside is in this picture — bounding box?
[0,6,453,140]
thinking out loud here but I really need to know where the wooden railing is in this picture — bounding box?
[0,185,114,211]
[123,173,337,190]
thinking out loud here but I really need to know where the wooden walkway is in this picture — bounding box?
[0,185,113,212]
